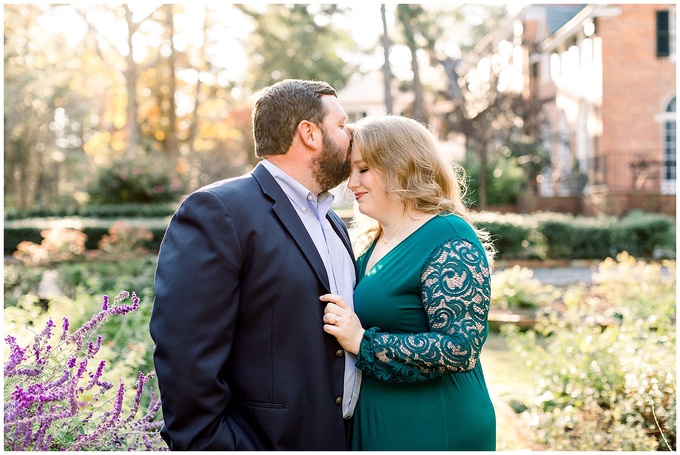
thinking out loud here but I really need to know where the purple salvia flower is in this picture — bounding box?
[21,425,34,451]
[10,385,29,408]
[70,380,126,451]
[5,335,27,376]
[80,360,106,393]
[60,317,70,342]
[27,381,45,395]
[141,388,163,423]
[32,319,56,364]
[30,406,52,451]
[4,291,165,451]
[97,380,113,391]
[75,358,88,378]
[113,290,129,304]
[38,344,53,366]
[14,367,42,377]
[119,372,148,428]
[67,310,108,350]
[45,369,70,391]
[87,336,102,358]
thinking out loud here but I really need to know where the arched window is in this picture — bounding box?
[661,97,676,194]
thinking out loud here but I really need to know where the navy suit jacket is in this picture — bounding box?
[150,163,357,450]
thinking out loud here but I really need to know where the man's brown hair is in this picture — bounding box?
[251,79,337,158]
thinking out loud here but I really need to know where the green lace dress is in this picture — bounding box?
[348,213,496,451]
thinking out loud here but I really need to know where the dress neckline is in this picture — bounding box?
[362,214,441,277]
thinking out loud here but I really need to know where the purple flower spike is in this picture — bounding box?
[60,317,70,342]
[87,336,102,359]
[5,335,27,375]
[114,290,129,304]
[4,290,166,450]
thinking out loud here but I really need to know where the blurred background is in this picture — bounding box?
[5,3,675,217]
[3,3,677,451]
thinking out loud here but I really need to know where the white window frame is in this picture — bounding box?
[660,97,676,195]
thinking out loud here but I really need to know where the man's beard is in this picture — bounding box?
[313,130,351,192]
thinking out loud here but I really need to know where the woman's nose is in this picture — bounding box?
[347,172,359,190]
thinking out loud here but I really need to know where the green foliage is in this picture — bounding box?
[3,225,164,450]
[591,252,676,326]
[503,254,676,450]
[3,226,44,255]
[491,265,559,310]
[88,150,184,204]
[4,258,158,376]
[614,210,676,259]
[474,212,544,260]
[6,210,675,262]
[465,154,525,206]
[5,217,168,255]
[238,4,356,91]
[538,214,617,259]
[4,202,179,220]
[4,264,45,308]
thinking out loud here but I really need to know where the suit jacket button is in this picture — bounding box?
[335,396,342,405]
[335,349,344,357]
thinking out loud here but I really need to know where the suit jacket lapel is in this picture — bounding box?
[252,164,332,291]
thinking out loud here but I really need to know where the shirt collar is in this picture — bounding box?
[261,159,334,219]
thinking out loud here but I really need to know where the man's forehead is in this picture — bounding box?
[321,95,347,119]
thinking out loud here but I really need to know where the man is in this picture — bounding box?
[149,79,360,450]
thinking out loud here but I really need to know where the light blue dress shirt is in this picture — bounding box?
[261,159,361,418]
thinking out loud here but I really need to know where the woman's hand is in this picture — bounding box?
[320,294,365,355]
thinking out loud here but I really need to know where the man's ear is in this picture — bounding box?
[297,120,321,150]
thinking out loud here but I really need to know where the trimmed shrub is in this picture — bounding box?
[5,218,168,255]
[613,210,676,259]
[5,210,675,261]
[88,151,184,204]
[538,214,616,259]
[4,203,179,220]
[474,212,544,260]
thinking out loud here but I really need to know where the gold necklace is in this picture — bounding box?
[380,214,411,245]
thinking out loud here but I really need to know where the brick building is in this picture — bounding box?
[461,4,676,216]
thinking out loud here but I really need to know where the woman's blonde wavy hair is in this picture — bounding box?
[348,115,496,267]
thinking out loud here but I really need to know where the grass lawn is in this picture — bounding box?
[481,331,544,451]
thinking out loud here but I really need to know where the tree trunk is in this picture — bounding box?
[381,4,393,115]
[398,5,426,123]
[164,4,178,159]
[478,139,489,210]
[187,5,210,159]
[124,5,141,156]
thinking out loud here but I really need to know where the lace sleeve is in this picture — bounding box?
[355,238,491,383]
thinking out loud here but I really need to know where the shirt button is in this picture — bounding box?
[307,195,313,200]
[336,349,344,357]
[335,396,342,405]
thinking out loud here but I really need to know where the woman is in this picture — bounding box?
[321,115,497,451]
